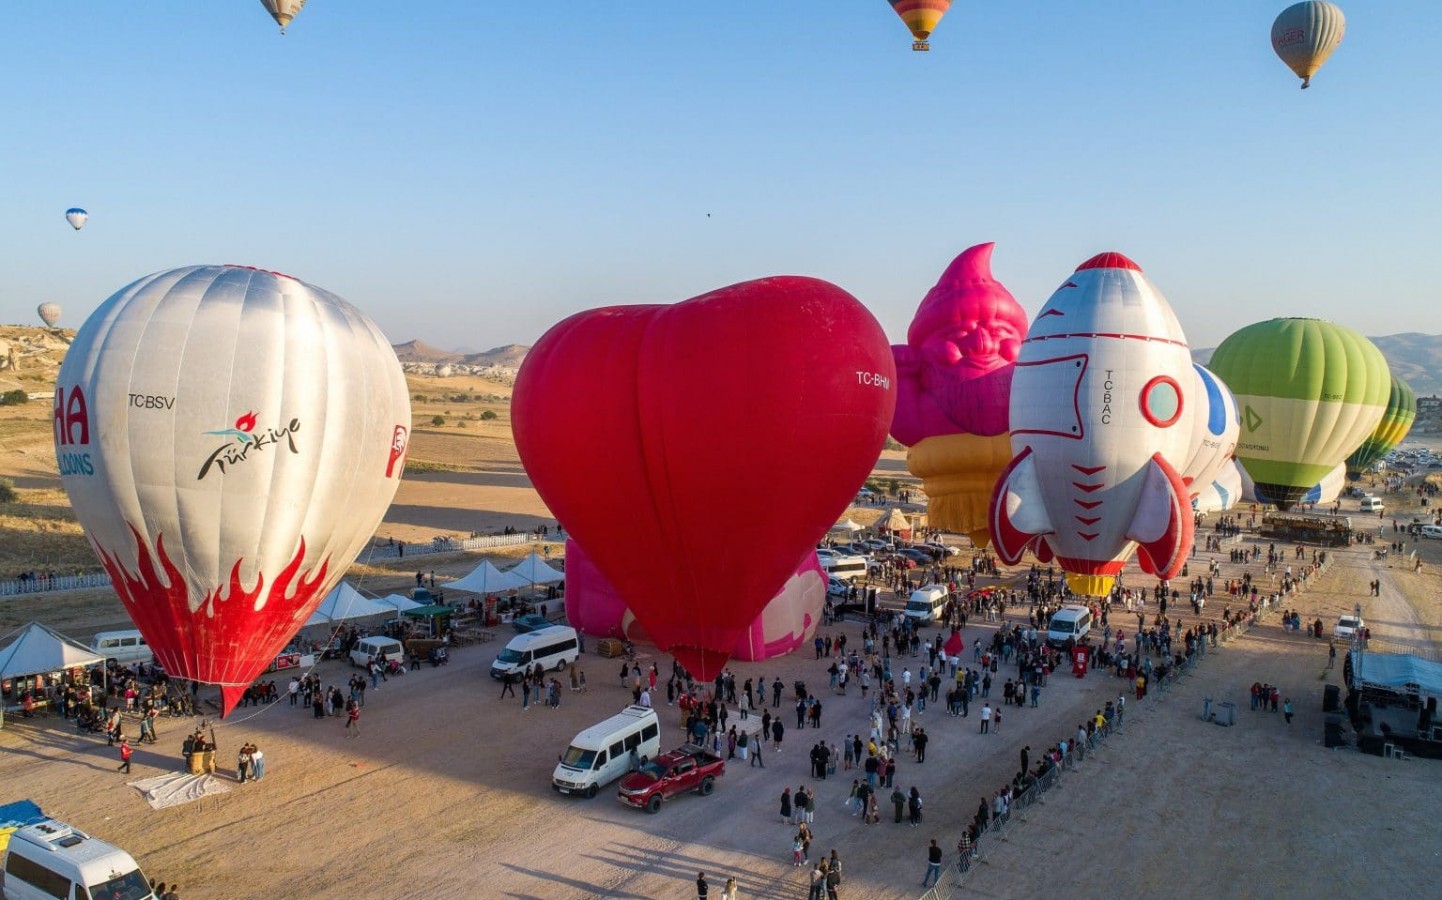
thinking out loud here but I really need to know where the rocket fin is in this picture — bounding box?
[1126,453,1194,580]
[988,447,1056,565]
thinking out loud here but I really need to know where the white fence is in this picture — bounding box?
[0,572,114,598]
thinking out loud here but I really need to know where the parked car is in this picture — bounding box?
[923,541,961,557]
[1335,615,1364,639]
[815,547,841,562]
[861,539,892,552]
[617,744,725,813]
[827,576,852,599]
[512,613,553,633]
[840,542,873,556]
[898,548,934,565]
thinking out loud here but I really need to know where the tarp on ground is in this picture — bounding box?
[0,622,106,680]
[1351,649,1442,698]
[443,560,528,594]
[306,583,393,627]
[127,772,233,810]
[508,551,565,585]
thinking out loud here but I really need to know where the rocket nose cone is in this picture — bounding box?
[1075,252,1142,273]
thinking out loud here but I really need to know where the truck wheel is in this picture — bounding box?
[585,784,598,799]
[646,795,662,814]
[699,776,715,796]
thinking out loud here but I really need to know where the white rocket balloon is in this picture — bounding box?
[1179,364,1240,500]
[55,265,410,714]
[989,252,1195,597]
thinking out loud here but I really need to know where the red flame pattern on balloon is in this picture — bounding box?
[94,525,329,714]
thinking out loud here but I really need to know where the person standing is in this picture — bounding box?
[779,787,793,823]
[720,876,738,900]
[772,719,785,752]
[1283,697,1294,725]
[696,872,708,900]
[921,839,943,887]
[979,703,992,734]
[1328,641,1337,669]
[892,786,906,823]
[250,744,265,781]
[118,738,133,775]
[345,700,361,737]
[908,787,923,826]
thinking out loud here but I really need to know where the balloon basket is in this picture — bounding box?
[1065,573,1114,598]
[912,40,930,51]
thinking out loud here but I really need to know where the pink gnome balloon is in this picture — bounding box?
[891,243,1028,545]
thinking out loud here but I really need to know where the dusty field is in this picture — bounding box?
[4,384,1442,899]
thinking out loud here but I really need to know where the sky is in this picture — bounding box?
[2,2,1438,351]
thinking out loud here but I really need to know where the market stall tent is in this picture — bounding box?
[305,583,394,628]
[0,622,106,680]
[508,551,565,585]
[443,560,528,594]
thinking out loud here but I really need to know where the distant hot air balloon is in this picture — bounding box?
[37,303,62,328]
[513,276,895,679]
[260,0,306,34]
[65,208,88,231]
[1209,318,1388,510]
[1346,375,1416,478]
[1271,1,1345,89]
[888,0,952,51]
[989,253,1196,599]
[55,265,410,715]
[891,243,1028,546]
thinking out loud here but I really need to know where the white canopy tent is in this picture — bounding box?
[305,583,394,628]
[375,593,428,614]
[0,622,106,680]
[442,560,529,595]
[831,518,864,533]
[508,551,565,586]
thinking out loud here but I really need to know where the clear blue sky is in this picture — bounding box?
[1,2,1437,350]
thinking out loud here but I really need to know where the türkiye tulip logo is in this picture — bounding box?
[198,410,302,480]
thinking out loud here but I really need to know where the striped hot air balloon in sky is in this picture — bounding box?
[1346,375,1416,478]
[1271,1,1346,89]
[888,0,952,51]
[1209,318,1388,510]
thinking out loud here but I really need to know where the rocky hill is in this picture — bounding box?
[0,326,75,395]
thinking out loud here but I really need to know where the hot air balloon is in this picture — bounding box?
[1346,375,1416,478]
[891,243,1028,547]
[55,265,410,715]
[989,253,1196,598]
[65,208,88,231]
[888,0,952,51]
[1271,1,1345,89]
[260,0,306,34]
[565,539,825,662]
[37,303,62,328]
[1178,364,1240,500]
[1194,459,1244,515]
[1209,318,1388,510]
[1240,459,1345,506]
[513,277,895,680]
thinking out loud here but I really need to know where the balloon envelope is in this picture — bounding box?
[1346,375,1415,478]
[1209,318,1388,509]
[889,0,952,48]
[1178,364,1240,500]
[55,265,410,714]
[513,276,895,679]
[37,303,62,328]
[260,0,306,32]
[65,208,88,231]
[1271,1,1345,88]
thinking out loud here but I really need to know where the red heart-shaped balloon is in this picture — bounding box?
[513,276,895,678]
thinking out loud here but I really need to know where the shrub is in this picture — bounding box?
[1,389,28,405]
[431,415,445,426]
[480,410,498,421]
[0,477,17,504]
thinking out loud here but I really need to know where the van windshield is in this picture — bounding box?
[561,746,598,769]
[905,600,932,613]
[91,867,152,900]
[496,648,525,664]
[1050,620,1074,634]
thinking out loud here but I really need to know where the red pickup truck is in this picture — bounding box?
[617,744,725,813]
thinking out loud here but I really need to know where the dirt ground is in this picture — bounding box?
[4,409,1442,898]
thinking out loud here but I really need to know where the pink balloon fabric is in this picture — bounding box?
[890,242,1029,445]
[564,539,824,662]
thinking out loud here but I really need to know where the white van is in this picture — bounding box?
[1420,525,1442,539]
[1047,605,1093,647]
[1360,496,1385,513]
[903,585,950,625]
[552,705,661,798]
[491,625,580,679]
[349,635,405,669]
[89,630,153,665]
[821,554,869,582]
[1,819,153,900]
